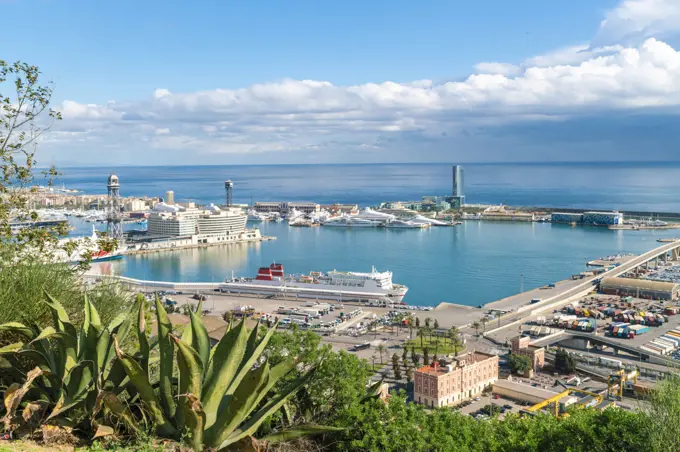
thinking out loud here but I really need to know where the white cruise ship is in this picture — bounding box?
[322,216,381,227]
[221,263,408,303]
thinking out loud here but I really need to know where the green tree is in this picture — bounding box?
[554,348,577,374]
[405,367,413,383]
[472,321,481,336]
[0,60,63,264]
[392,353,401,380]
[423,347,429,366]
[448,326,459,345]
[425,317,432,329]
[411,347,419,367]
[417,327,426,348]
[407,315,415,338]
[451,335,463,357]
[376,343,386,364]
[508,353,533,375]
[647,373,680,452]
[415,317,420,329]
[402,347,408,364]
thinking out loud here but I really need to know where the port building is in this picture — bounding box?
[414,352,499,408]
[511,335,545,371]
[583,211,623,225]
[551,212,584,224]
[253,201,320,215]
[600,277,679,301]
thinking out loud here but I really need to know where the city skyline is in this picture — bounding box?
[4,0,680,166]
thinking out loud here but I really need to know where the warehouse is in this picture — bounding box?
[600,277,679,301]
[492,379,560,405]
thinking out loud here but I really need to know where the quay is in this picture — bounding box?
[124,233,276,256]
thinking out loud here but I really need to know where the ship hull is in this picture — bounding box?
[221,279,407,303]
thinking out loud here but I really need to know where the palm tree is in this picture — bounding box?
[481,318,488,334]
[448,326,459,346]
[376,343,386,364]
[408,316,414,338]
[451,335,463,357]
[415,317,421,329]
[417,328,426,348]
[472,321,481,336]
[371,354,378,371]
[425,317,432,329]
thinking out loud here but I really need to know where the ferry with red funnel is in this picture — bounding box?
[221,263,408,304]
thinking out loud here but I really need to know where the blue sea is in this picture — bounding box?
[63,162,680,307]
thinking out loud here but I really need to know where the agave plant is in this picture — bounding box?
[0,291,137,432]
[113,297,339,451]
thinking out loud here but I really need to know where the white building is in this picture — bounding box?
[124,199,147,212]
[147,203,246,238]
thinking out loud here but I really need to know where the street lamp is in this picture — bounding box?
[520,273,524,293]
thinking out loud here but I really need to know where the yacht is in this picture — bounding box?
[322,216,380,228]
[384,219,429,229]
[247,209,268,222]
[356,207,396,222]
[410,214,451,226]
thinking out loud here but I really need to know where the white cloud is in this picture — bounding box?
[41,0,680,164]
[474,62,521,76]
[595,0,680,46]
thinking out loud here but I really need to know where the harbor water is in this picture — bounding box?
[63,161,680,307]
[92,221,680,307]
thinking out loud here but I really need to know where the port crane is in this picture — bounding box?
[521,380,604,417]
[607,368,639,399]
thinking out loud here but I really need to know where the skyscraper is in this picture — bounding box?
[224,180,233,207]
[452,165,464,197]
[449,165,465,208]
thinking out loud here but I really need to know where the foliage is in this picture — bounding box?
[113,298,339,451]
[266,327,372,429]
[554,348,576,374]
[0,60,62,265]
[391,353,401,380]
[646,373,680,452]
[0,291,137,435]
[508,353,533,375]
[333,391,651,452]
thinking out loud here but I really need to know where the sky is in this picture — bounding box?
[3,0,680,166]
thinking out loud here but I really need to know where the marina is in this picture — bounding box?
[91,220,680,308]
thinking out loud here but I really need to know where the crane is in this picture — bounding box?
[521,380,604,417]
[607,368,639,399]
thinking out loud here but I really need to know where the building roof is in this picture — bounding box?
[493,379,560,400]
[600,277,679,293]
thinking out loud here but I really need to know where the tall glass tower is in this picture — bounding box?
[450,165,465,208]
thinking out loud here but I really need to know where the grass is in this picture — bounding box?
[404,336,465,356]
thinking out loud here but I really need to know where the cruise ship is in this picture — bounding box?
[221,263,408,303]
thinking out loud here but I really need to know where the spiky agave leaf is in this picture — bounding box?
[154,296,176,419]
[112,335,177,438]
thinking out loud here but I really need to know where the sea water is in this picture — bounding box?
[64,162,680,306]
